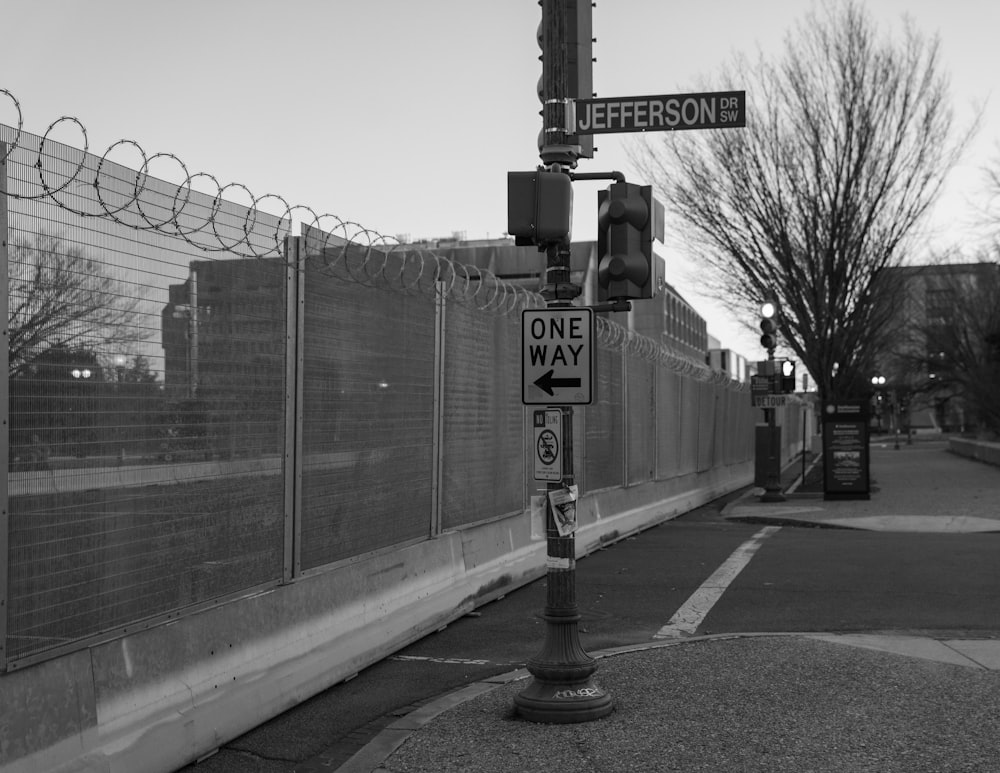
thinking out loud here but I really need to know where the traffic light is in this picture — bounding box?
[597,182,654,301]
[780,360,796,393]
[537,0,594,158]
[507,170,573,247]
[759,299,779,353]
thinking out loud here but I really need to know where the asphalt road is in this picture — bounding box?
[178,481,1000,772]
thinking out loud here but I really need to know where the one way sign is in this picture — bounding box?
[522,308,594,405]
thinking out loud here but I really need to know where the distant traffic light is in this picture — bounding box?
[780,360,796,393]
[597,182,654,301]
[759,299,779,353]
[507,170,573,247]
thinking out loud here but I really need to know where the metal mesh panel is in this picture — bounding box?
[696,381,716,472]
[719,387,734,464]
[676,376,700,475]
[715,385,733,465]
[655,368,682,479]
[4,129,287,663]
[584,343,623,491]
[732,388,755,464]
[626,355,655,485]
[298,248,435,570]
[698,382,725,472]
[738,391,757,462]
[440,302,523,530]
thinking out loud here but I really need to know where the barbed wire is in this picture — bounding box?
[0,87,740,386]
[0,89,23,164]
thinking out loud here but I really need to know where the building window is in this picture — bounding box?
[925,287,954,326]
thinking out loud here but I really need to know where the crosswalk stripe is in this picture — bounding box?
[654,525,780,639]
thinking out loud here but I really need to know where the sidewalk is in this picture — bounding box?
[724,439,1000,532]
[336,441,1000,773]
[354,634,1000,773]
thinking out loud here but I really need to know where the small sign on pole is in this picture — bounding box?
[533,409,562,481]
[522,308,594,405]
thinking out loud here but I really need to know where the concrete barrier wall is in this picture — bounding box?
[948,437,1000,468]
[1,459,752,773]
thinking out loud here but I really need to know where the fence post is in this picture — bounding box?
[1,142,9,665]
[430,280,446,537]
[283,235,305,581]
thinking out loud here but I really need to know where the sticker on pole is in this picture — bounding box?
[522,308,593,405]
[533,409,562,481]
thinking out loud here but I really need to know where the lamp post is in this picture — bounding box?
[513,0,613,725]
[759,300,784,502]
[870,375,886,433]
[870,375,900,449]
[69,364,93,457]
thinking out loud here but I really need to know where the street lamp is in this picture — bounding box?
[871,375,900,449]
[757,298,784,502]
[870,376,885,432]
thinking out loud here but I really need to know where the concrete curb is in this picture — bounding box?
[331,630,1000,773]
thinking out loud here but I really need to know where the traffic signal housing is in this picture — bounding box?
[507,170,573,247]
[780,360,796,393]
[537,0,594,158]
[759,299,779,353]
[597,182,655,301]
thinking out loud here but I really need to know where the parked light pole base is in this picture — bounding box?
[760,487,786,503]
[514,670,613,723]
[515,402,612,724]
[514,582,613,723]
[759,409,786,502]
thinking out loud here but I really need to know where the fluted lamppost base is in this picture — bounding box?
[513,609,613,723]
[514,548,613,723]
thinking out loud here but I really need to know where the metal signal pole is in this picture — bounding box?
[513,0,613,724]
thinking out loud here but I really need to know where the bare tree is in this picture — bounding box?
[985,148,1000,232]
[630,1,974,402]
[890,253,1000,437]
[8,232,146,378]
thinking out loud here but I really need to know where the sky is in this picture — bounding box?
[2,0,997,357]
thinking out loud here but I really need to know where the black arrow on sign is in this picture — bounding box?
[533,369,581,397]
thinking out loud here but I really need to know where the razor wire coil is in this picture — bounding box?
[0,89,740,385]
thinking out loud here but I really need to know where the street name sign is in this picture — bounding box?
[573,90,745,135]
[752,394,788,409]
[522,307,594,405]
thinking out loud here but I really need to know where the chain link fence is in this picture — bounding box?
[2,107,757,667]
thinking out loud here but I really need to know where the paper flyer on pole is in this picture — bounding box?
[548,485,578,536]
[530,495,547,540]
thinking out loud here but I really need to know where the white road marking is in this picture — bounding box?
[654,525,780,639]
[391,655,492,666]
